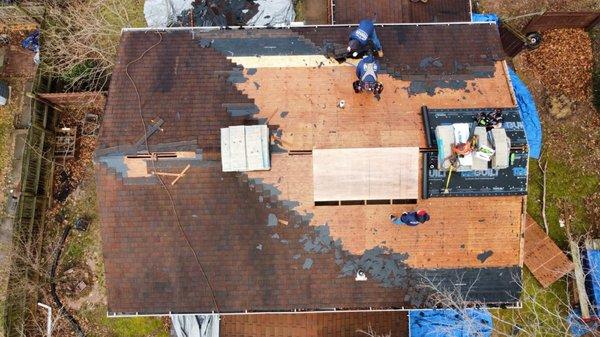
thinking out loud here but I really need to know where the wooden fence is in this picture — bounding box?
[525,12,600,32]
[4,75,57,337]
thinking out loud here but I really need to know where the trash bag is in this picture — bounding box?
[21,29,40,52]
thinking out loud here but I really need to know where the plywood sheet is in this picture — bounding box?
[524,215,573,288]
[313,147,419,202]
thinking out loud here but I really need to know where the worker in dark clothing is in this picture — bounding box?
[348,19,383,58]
[353,55,384,100]
[390,210,430,226]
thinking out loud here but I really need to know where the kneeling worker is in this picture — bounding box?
[348,19,383,58]
[353,55,384,100]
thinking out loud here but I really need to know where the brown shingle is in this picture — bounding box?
[97,26,521,315]
[221,312,408,337]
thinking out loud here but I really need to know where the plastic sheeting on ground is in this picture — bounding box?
[409,309,493,337]
[472,12,542,159]
[245,0,295,26]
[144,0,294,27]
[587,250,600,310]
[471,13,498,24]
[569,309,600,337]
[144,0,194,27]
[171,314,219,337]
[507,67,542,159]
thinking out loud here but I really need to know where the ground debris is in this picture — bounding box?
[521,29,593,103]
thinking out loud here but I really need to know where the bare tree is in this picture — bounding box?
[357,325,392,337]
[41,0,143,90]
[417,269,595,337]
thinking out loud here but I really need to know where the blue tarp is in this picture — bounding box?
[409,309,493,337]
[587,250,600,310]
[473,12,543,159]
[471,13,499,24]
[21,29,40,52]
[508,67,542,159]
[569,309,600,337]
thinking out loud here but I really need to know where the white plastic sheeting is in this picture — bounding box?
[171,314,220,337]
[144,0,194,27]
[245,0,295,26]
[144,0,295,27]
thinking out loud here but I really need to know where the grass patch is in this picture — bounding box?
[527,158,599,247]
[493,270,570,336]
[81,305,169,337]
[293,0,305,21]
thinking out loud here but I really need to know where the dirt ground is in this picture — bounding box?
[30,100,171,337]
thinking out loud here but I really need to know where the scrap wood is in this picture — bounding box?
[152,164,191,185]
[521,29,593,102]
[524,215,573,288]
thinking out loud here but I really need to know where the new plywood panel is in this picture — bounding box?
[313,147,419,202]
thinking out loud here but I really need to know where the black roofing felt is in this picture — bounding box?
[422,107,528,198]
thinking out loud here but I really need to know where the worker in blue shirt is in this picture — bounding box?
[390,210,430,226]
[348,19,383,58]
[353,55,384,100]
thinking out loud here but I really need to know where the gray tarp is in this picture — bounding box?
[144,0,295,27]
[245,0,295,26]
[144,0,194,27]
[171,314,220,337]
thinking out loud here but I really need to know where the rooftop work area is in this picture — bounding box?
[96,22,526,315]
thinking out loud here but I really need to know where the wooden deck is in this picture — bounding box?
[242,62,523,270]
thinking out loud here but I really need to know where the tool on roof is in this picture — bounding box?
[152,164,191,185]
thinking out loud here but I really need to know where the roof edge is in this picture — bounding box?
[121,21,496,33]
[107,302,522,317]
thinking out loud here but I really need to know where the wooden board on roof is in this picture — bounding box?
[312,147,419,202]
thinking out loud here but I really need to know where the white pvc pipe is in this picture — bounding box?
[37,303,52,337]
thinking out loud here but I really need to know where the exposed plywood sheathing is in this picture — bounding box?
[524,215,573,288]
[221,125,270,172]
[313,147,419,202]
[236,63,515,151]
[249,153,523,269]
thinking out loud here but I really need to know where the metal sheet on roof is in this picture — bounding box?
[221,125,270,172]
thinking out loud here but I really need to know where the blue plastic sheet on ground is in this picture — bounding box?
[21,29,40,52]
[508,67,542,159]
[587,250,600,310]
[472,12,543,159]
[569,309,600,337]
[409,309,493,337]
[472,13,498,24]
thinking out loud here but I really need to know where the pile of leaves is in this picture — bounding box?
[51,104,102,207]
[522,29,593,102]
